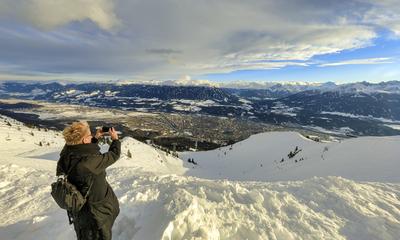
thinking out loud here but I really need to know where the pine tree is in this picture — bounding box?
[127,149,132,158]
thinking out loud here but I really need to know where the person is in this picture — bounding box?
[57,121,121,240]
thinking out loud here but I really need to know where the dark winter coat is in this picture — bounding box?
[57,137,121,240]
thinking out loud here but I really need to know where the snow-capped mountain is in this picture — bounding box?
[333,80,400,94]
[0,114,400,239]
[226,80,400,96]
[0,81,238,103]
[115,76,324,90]
[116,77,400,94]
[2,80,400,100]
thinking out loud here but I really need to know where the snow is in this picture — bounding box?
[116,78,325,90]
[172,99,217,107]
[385,124,400,130]
[104,90,120,97]
[61,89,86,97]
[65,89,76,94]
[181,131,400,182]
[271,102,300,116]
[112,137,187,175]
[333,81,400,94]
[168,99,221,112]
[0,114,400,239]
[239,98,252,104]
[321,111,400,123]
[172,104,202,112]
[304,125,355,136]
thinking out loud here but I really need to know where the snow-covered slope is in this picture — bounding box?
[1,115,400,239]
[0,114,185,175]
[181,132,400,182]
[112,137,186,175]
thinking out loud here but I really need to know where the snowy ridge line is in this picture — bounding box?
[115,79,400,94]
[181,131,400,182]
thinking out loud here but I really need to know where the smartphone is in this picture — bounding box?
[102,126,111,132]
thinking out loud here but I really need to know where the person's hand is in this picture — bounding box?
[95,128,104,139]
[109,127,118,140]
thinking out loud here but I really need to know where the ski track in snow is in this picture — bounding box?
[0,114,400,239]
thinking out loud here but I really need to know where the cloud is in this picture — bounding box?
[360,0,400,36]
[319,57,393,67]
[0,0,119,30]
[0,0,399,80]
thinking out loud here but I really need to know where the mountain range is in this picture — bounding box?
[1,80,400,136]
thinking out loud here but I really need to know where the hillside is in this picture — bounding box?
[0,115,399,239]
[181,131,400,182]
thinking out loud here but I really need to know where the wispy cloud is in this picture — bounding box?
[319,58,393,67]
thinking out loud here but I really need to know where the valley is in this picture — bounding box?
[1,81,400,138]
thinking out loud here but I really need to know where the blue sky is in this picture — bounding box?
[0,0,400,84]
[203,33,400,83]
[203,54,400,84]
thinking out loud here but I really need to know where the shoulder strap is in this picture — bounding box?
[84,177,94,198]
[63,153,93,199]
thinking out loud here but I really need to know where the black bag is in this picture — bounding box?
[51,154,92,215]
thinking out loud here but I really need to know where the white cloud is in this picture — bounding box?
[0,0,399,79]
[319,57,393,67]
[0,0,119,30]
[360,0,400,36]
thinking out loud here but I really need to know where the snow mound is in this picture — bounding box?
[110,171,400,240]
[1,164,400,240]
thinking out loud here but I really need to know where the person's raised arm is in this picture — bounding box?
[84,127,121,174]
